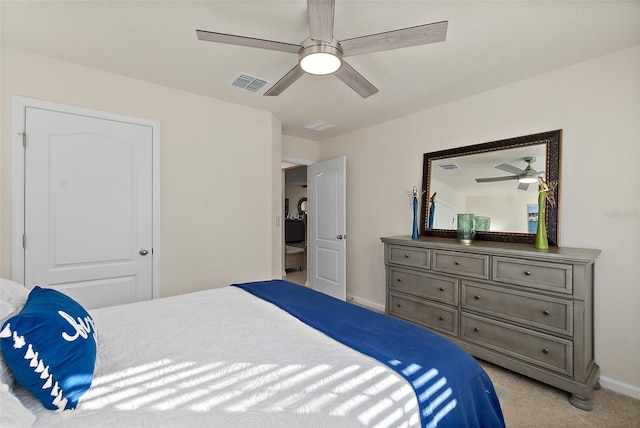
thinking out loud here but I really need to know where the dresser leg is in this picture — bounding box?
[568,393,593,411]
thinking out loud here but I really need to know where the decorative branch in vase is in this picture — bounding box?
[535,177,557,250]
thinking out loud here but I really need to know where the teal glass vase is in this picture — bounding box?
[475,216,491,232]
[457,214,476,245]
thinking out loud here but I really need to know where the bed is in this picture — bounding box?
[1,278,505,427]
[285,245,305,271]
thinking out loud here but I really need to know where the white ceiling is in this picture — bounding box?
[2,1,638,141]
[431,143,547,196]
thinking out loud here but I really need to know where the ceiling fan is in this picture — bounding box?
[475,157,544,191]
[196,0,447,98]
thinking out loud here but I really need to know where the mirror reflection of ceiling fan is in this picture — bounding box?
[475,157,544,191]
[196,0,448,98]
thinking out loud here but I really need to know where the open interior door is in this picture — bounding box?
[308,156,346,300]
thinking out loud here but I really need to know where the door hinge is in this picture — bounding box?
[22,234,26,249]
[19,132,26,148]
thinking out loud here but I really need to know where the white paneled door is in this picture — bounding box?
[21,106,154,309]
[309,156,346,300]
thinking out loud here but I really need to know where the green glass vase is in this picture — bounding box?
[475,216,491,231]
[457,213,476,245]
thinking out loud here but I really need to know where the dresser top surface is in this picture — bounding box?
[381,236,600,263]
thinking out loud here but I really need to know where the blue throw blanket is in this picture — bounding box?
[233,280,505,428]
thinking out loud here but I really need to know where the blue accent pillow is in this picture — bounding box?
[0,287,97,410]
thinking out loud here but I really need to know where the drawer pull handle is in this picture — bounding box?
[474,295,480,300]
[543,310,550,316]
[404,254,411,258]
[542,349,549,355]
[473,327,480,332]
[439,316,445,321]
[396,278,402,282]
[439,287,445,292]
[396,304,402,308]
[455,261,460,265]
[524,271,532,276]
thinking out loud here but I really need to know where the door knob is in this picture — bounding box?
[139,248,149,256]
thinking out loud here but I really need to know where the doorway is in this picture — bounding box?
[280,156,347,301]
[282,163,308,286]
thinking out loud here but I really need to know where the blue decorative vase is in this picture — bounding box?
[412,196,419,239]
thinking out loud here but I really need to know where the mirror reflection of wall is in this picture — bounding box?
[430,200,457,229]
[429,143,545,233]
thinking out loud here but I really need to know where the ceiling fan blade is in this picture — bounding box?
[340,21,448,57]
[528,168,546,176]
[196,30,300,54]
[333,61,379,98]
[307,0,335,43]
[263,64,306,96]
[475,176,519,183]
[517,182,531,191]
[495,163,526,175]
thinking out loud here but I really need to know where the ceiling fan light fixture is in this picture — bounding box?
[299,42,343,75]
[518,176,538,184]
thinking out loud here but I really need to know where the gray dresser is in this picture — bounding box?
[381,235,600,410]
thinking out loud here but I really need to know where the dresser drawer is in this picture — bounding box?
[389,293,458,336]
[389,268,458,305]
[432,250,489,279]
[388,245,430,269]
[493,257,573,294]
[462,282,573,336]
[461,313,573,376]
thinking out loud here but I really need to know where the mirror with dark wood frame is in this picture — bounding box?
[297,197,308,216]
[420,130,561,245]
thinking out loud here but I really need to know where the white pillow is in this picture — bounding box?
[0,279,30,388]
[0,381,36,427]
[1,279,29,322]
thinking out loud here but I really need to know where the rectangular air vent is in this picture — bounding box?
[438,164,461,171]
[305,120,337,132]
[232,73,269,92]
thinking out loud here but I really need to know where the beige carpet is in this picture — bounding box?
[480,360,640,427]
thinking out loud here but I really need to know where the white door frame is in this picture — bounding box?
[11,96,161,298]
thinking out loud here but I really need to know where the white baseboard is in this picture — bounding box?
[347,294,385,313]
[599,376,640,400]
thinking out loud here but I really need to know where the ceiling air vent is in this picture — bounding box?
[232,73,269,92]
[438,163,461,171]
[305,120,337,132]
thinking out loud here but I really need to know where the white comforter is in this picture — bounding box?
[19,286,420,427]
